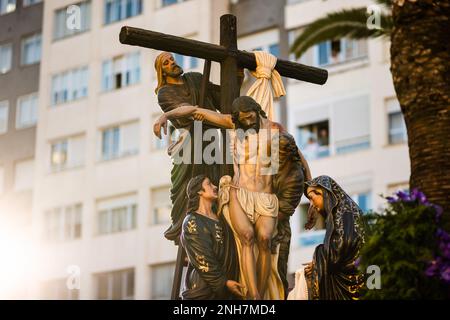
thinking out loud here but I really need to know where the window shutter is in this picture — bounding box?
[333,95,370,151]
[120,122,139,155]
[68,136,85,168]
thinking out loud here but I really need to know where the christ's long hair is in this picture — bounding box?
[231,96,267,125]
[186,174,207,213]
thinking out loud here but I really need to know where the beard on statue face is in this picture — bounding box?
[236,112,260,133]
[165,64,183,78]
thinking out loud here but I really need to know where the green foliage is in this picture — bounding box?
[359,201,449,299]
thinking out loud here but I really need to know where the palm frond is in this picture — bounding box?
[375,0,393,8]
[291,8,392,59]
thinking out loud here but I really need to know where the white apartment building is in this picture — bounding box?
[31,0,229,299]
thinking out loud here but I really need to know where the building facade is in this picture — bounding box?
[31,0,229,299]
[0,0,43,299]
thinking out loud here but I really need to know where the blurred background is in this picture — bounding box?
[0,0,409,299]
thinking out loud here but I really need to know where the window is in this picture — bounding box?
[41,279,79,300]
[151,263,175,299]
[14,159,34,192]
[0,0,15,15]
[296,95,370,159]
[173,53,198,71]
[97,194,137,234]
[104,0,142,25]
[387,98,407,144]
[316,38,367,67]
[333,95,370,154]
[350,191,373,213]
[23,0,42,7]
[96,269,134,300]
[44,203,82,242]
[0,43,12,74]
[252,43,280,58]
[268,44,280,57]
[102,52,140,91]
[0,100,8,134]
[50,135,85,172]
[21,33,41,65]
[297,120,329,160]
[160,0,187,8]
[51,67,89,106]
[388,112,407,145]
[151,186,172,225]
[16,93,38,129]
[101,122,139,161]
[53,1,91,40]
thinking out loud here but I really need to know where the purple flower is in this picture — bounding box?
[386,196,396,204]
[425,260,440,277]
[440,243,450,260]
[396,190,410,202]
[413,189,428,205]
[410,188,419,201]
[354,257,361,267]
[433,205,444,221]
[440,265,450,283]
[437,228,450,242]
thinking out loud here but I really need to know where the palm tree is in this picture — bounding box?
[291,0,450,216]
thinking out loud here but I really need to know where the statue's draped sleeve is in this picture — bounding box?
[157,85,193,129]
[181,214,228,297]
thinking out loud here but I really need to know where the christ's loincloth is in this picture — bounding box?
[235,186,278,225]
[218,175,284,300]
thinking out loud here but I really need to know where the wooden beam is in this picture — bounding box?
[199,60,211,108]
[219,14,238,178]
[119,26,328,85]
[220,14,240,114]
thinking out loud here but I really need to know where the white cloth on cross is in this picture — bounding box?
[246,51,286,121]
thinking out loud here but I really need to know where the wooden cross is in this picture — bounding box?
[119,14,327,114]
[119,14,328,300]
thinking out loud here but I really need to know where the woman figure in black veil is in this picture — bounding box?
[304,176,366,300]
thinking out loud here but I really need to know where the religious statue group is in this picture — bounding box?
[152,51,366,300]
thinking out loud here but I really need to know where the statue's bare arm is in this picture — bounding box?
[153,105,197,138]
[192,108,234,129]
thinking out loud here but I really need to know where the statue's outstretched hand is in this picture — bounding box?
[226,280,245,298]
[153,114,168,139]
[193,109,205,121]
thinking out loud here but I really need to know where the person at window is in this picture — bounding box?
[318,128,329,146]
[181,174,244,300]
[304,137,320,160]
